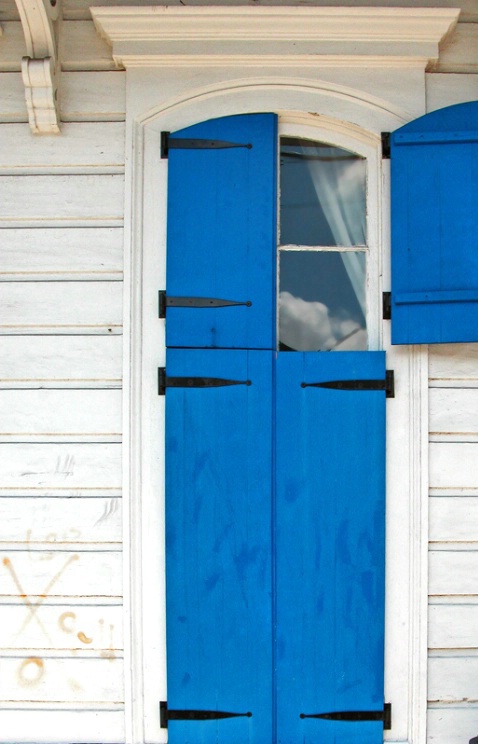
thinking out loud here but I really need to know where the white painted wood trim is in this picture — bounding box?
[91,6,459,69]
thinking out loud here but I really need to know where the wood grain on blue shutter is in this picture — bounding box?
[391,101,478,344]
[165,114,277,350]
[165,348,273,744]
[275,351,386,744]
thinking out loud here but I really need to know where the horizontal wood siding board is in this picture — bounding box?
[0,443,121,495]
[430,496,478,542]
[0,604,122,651]
[429,656,478,702]
[429,388,478,437]
[0,227,123,280]
[0,281,122,335]
[429,604,478,649]
[0,123,125,175]
[0,709,125,740]
[0,73,125,123]
[0,656,124,703]
[428,707,478,744]
[0,175,124,226]
[0,497,122,545]
[430,443,478,490]
[62,0,478,22]
[0,550,122,597]
[0,389,122,442]
[429,550,478,596]
[0,336,122,388]
[429,343,478,381]
[427,74,478,115]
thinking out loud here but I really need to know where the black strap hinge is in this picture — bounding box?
[158,368,251,395]
[301,370,394,398]
[161,132,253,158]
[158,290,252,318]
[300,702,391,730]
[160,701,252,728]
[381,132,391,159]
[383,291,392,320]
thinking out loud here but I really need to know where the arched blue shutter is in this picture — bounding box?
[165,114,277,350]
[391,101,478,344]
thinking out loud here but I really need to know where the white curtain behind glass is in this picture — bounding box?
[304,146,367,316]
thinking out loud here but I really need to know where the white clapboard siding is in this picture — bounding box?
[0,550,122,597]
[429,343,478,385]
[430,443,478,492]
[0,656,123,703]
[0,443,121,496]
[0,22,25,71]
[0,281,122,334]
[0,498,122,545]
[427,74,478,114]
[0,123,125,175]
[62,0,478,21]
[430,497,478,541]
[1,710,124,742]
[0,604,122,652]
[429,550,478,596]
[429,388,478,441]
[0,227,123,280]
[0,336,122,388]
[436,23,478,73]
[428,707,478,744]
[0,389,122,443]
[0,175,124,227]
[429,655,478,702]
[0,72,125,123]
[429,603,478,648]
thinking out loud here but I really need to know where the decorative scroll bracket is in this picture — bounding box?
[15,0,61,133]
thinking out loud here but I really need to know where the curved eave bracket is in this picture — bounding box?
[91,6,459,69]
[15,0,60,133]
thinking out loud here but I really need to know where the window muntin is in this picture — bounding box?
[278,137,368,351]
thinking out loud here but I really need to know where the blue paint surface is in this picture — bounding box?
[391,101,478,344]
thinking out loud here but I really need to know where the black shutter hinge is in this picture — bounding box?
[160,701,252,728]
[158,290,252,319]
[300,702,391,730]
[383,291,392,320]
[381,132,391,159]
[301,370,394,398]
[161,132,253,159]
[158,368,251,395]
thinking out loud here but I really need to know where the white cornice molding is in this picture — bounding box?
[91,6,459,69]
[15,0,60,133]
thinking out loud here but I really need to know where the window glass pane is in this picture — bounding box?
[279,251,367,351]
[280,138,366,247]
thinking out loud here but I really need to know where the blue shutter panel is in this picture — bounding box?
[165,349,274,744]
[391,101,478,344]
[275,352,386,744]
[165,114,277,350]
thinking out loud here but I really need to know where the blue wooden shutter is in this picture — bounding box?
[165,114,277,350]
[275,352,386,744]
[165,348,274,744]
[391,101,478,344]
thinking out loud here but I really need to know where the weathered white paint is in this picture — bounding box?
[430,444,478,492]
[429,343,478,381]
[0,336,122,388]
[428,707,478,744]
[0,227,123,280]
[0,497,122,544]
[0,281,122,334]
[430,497,478,541]
[0,175,124,226]
[1,603,122,650]
[429,655,478,702]
[435,22,478,72]
[0,710,124,743]
[0,122,125,174]
[427,73,478,112]
[0,389,122,442]
[0,442,122,496]
[429,550,478,596]
[429,603,478,648]
[0,550,122,597]
[429,388,478,439]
